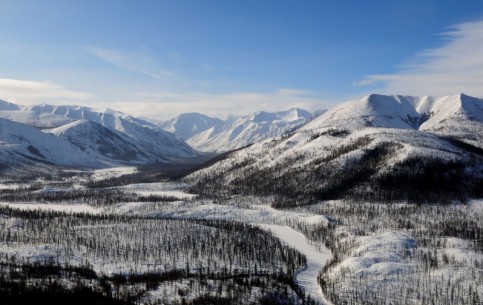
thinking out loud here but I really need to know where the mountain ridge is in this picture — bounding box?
[0,93,481,180]
[159,107,316,152]
[0,102,203,170]
[187,93,483,204]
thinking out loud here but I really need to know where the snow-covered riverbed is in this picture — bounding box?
[259,224,333,305]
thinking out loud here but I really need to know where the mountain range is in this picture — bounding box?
[0,93,482,201]
[0,101,200,170]
[0,100,319,171]
[158,108,316,152]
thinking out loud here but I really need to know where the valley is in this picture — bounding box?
[4,2,483,304]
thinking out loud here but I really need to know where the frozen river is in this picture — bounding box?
[259,224,333,305]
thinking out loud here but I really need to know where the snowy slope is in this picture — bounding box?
[0,118,99,168]
[48,120,152,164]
[24,104,156,129]
[160,108,315,152]
[303,93,483,146]
[159,113,225,140]
[418,94,483,147]
[109,116,198,160]
[0,110,75,128]
[0,99,20,111]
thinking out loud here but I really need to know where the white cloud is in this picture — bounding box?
[107,89,329,120]
[359,20,483,97]
[85,46,180,80]
[0,78,94,104]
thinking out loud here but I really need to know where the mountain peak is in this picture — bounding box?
[0,99,20,111]
[159,112,224,140]
[282,107,312,121]
[458,92,482,104]
[251,111,277,123]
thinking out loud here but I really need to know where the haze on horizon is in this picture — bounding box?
[1,0,483,120]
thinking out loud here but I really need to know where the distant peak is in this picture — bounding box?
[251,111,277,123]
[0,99,21,111]
[178,112,209,119]
[366,93,383,99]
[285,107,303,114]
[458,93,478,101]
[364,93,407,101]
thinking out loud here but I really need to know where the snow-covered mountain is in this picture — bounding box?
[47,120,151,164]
[0,109,75,129]
[188,94,483,203]
[160,113,225,141]
[0,118,99,169]
[0,102,202,169]
[24,104,199,160]
[23,104,156,129]
[308,93,483,147]
[159,108,315,152]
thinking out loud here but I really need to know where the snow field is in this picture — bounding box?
[119,182,197,199]
[91,166,138,181]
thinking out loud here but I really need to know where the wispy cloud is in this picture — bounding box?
[359,20,483,97]
[108,89,328,120]
[0,78,93,104]
[85,46,180,80]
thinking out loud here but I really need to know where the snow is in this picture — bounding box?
[299,93,483,135]
[0,183,28,190]
[0,110,74,128]
[0,117,100,167]
[0,243,61,263]
[336,231,416,276]
[0,99,20,111]
[159,112,224,140]
[110,199,329,226]
[120,182,197,199]
[469,199,483,213]
[91,166,138,181]
[0,202,101,214]
[48,120,156,164]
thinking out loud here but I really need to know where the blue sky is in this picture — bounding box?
[1,0,483,119]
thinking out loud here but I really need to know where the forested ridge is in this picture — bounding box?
[188,129,483,206]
